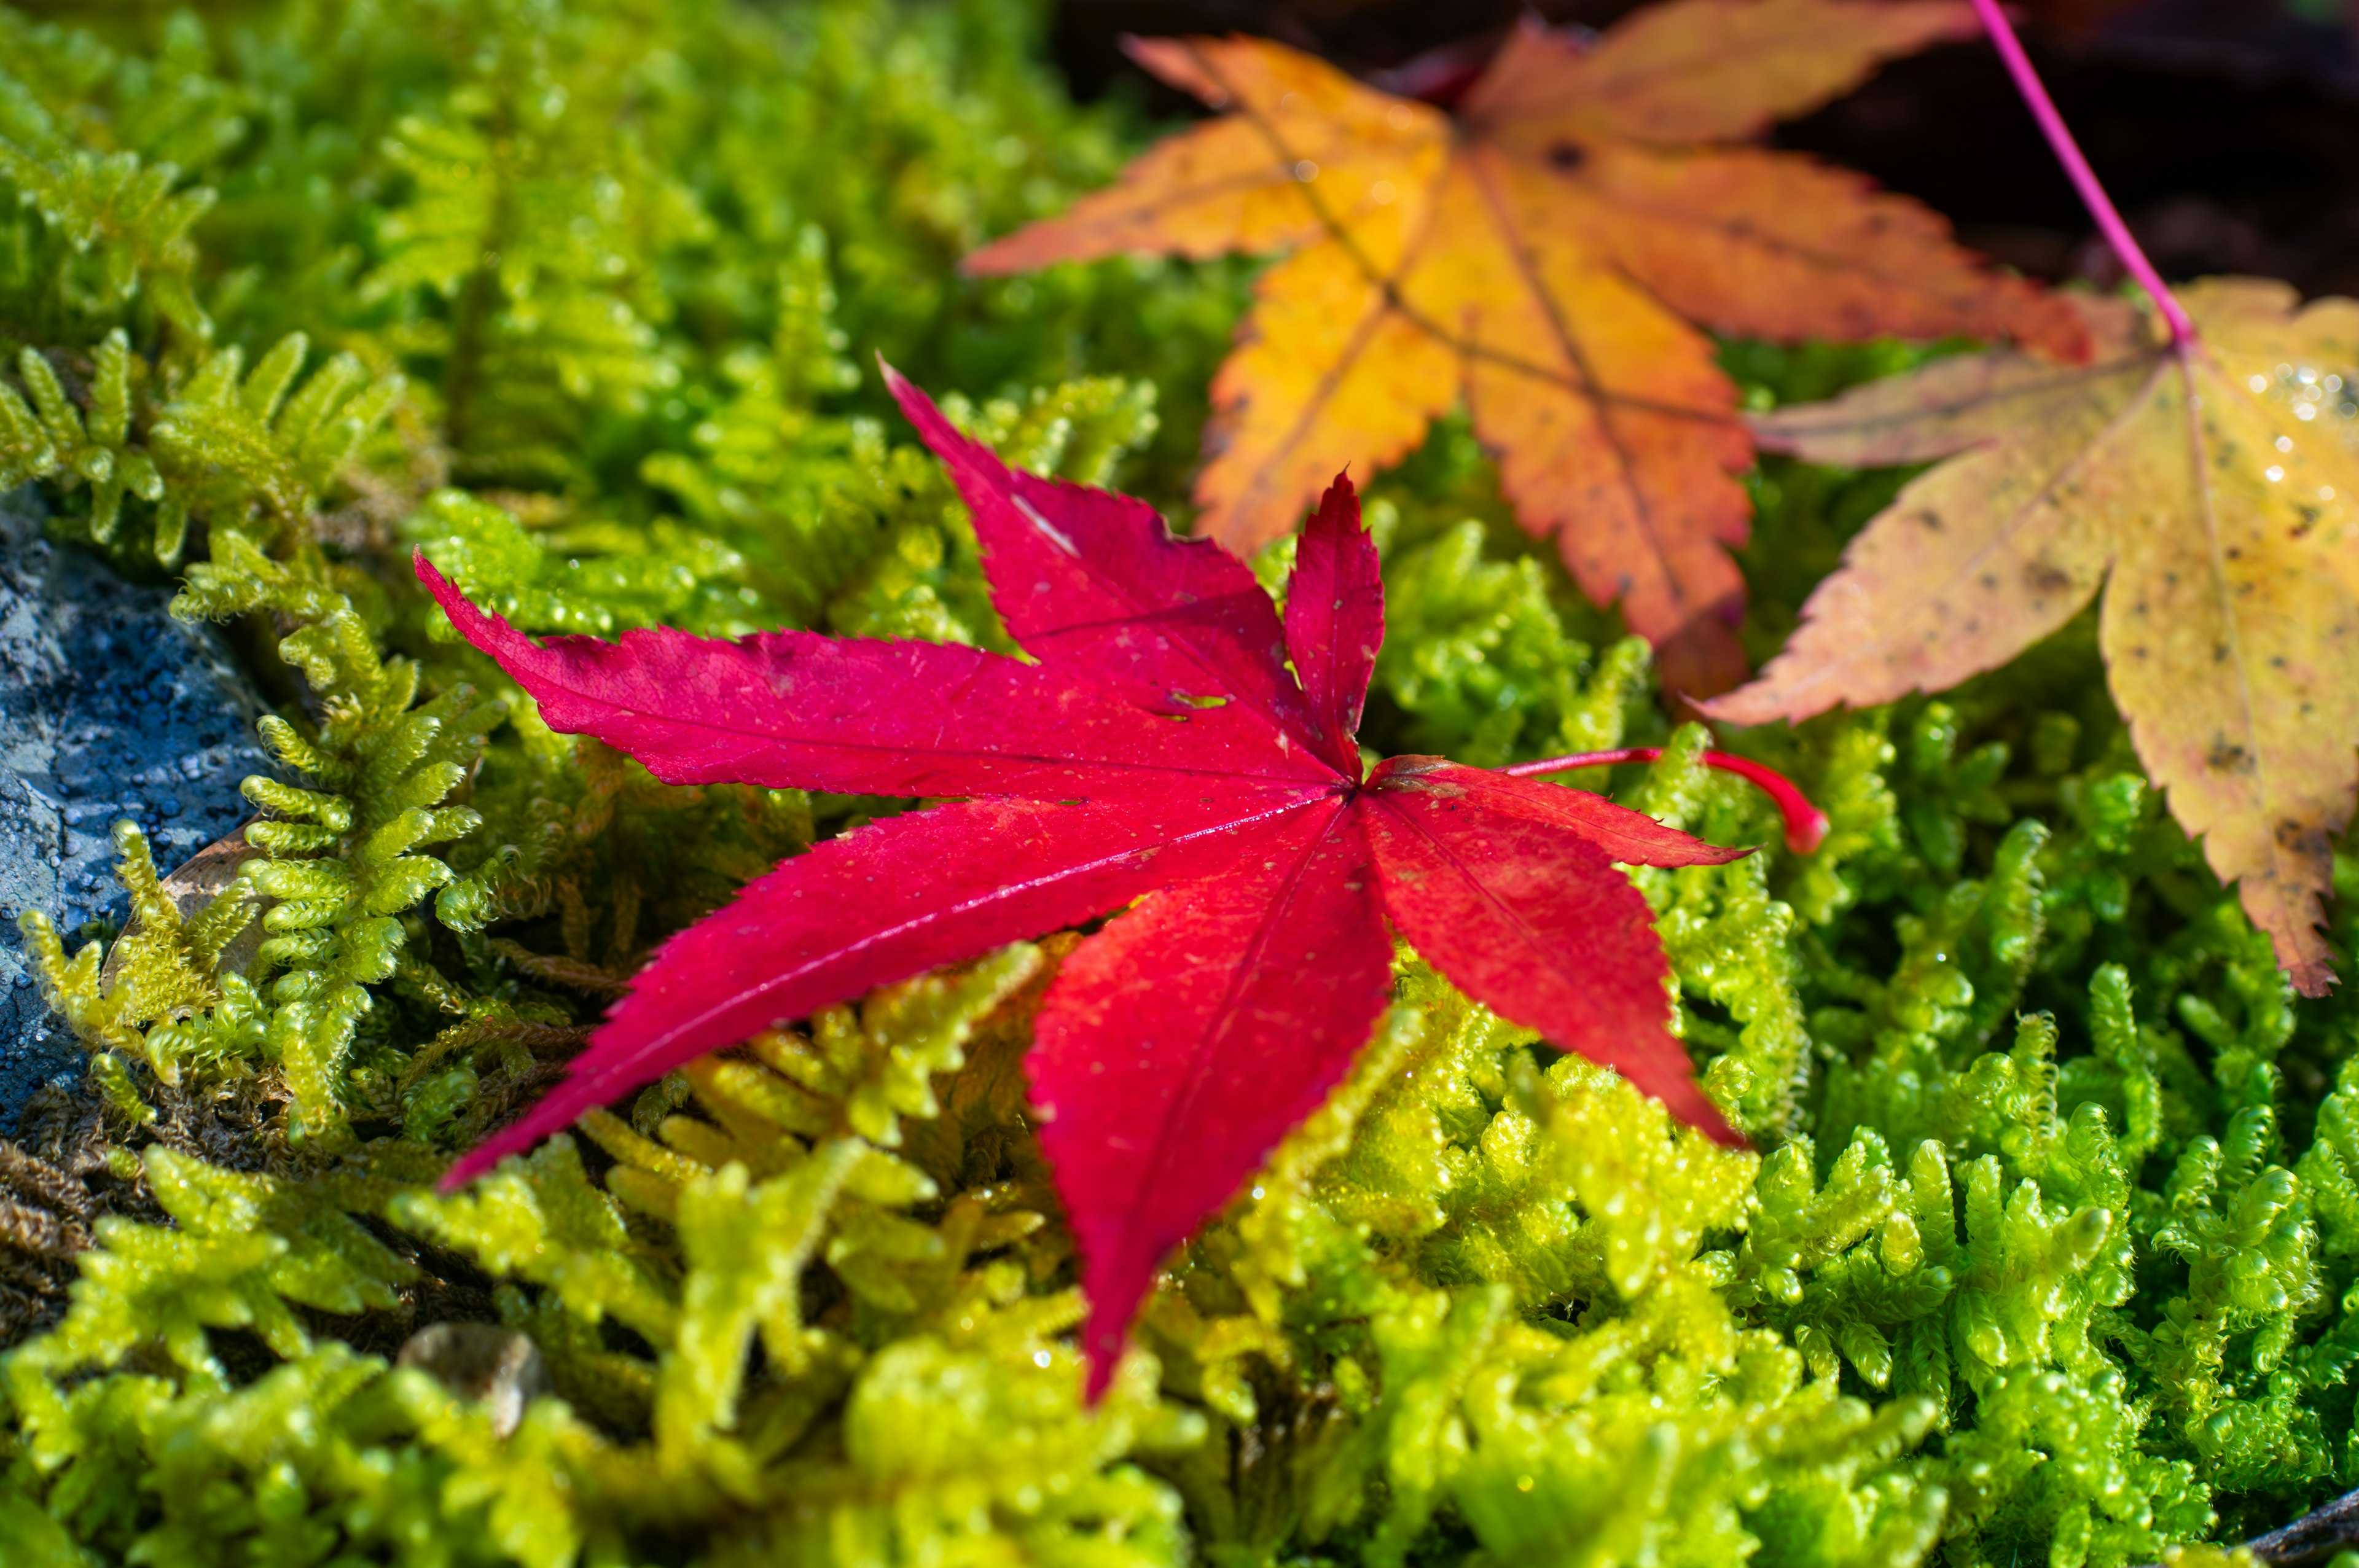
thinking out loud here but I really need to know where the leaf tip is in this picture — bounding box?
[1079,1327,1124,1407]
[413,545,484,640]
[1654,614,1751,706]
[960,241,1019,278]
[1305,469,1363,542]
[1073,1239,1159,1407]
[436,1145,496,1194]
[445,1085,592,1191]
[2287,953,2338,999]
[1676,1082,1751,1152]
[880,356,977,473]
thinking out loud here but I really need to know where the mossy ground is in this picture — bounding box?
[2,2,2358,1565]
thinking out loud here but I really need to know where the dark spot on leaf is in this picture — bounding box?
[1547,142,1586,172]
[2207,735,2256,774]
[2022,560,2074,598]
[2277,819,2331,860]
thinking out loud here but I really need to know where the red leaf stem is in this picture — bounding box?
[1501,747,1831,854]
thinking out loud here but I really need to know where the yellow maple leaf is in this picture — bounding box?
[1709,279,2359,993]
[967,0,2086,696]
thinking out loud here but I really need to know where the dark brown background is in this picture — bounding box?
[1050,0,2359,299]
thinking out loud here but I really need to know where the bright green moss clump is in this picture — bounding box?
[4,1,2358,1564]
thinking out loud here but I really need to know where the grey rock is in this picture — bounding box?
[0,485,273,1127]
[395,1322,552,1438]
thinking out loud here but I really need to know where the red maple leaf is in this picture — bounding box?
[420,365,1825,1391]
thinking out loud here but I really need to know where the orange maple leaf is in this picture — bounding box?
[1708,280,2359,994]
[967,0,2088,698]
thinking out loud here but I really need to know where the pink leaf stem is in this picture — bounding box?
[1965,0,2193,347]
[1502,747,1830,855]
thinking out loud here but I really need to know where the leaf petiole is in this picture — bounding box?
[1966,0,2195,348]
[1500,747,1829,855]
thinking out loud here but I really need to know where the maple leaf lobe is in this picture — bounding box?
[878,356,1348,771]
[1284,471,1383,776]
[1457,1,1984,147]
[1360,759,1745,1149]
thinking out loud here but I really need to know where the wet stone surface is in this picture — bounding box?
[0,487,272,1127]
[396,1323,553,1440]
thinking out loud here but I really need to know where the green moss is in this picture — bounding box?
[2,0,2356,1564]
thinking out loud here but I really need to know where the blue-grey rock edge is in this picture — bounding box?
[1,485,273,1128]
